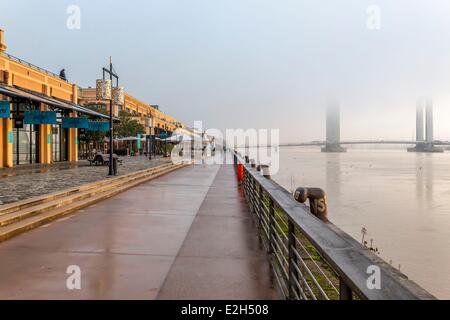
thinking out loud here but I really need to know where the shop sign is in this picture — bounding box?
[88,121,110,132]
[0,100,10,118]
[24,111,57,125]
[62,117,89,129]
[137,134,141,149]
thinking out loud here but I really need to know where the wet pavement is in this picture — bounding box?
[0,163,278,299]
[0,156,170,205]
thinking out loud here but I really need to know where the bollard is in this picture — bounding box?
[112,157,118,176]
[294,187,328,222]
[260,165,271,179]
[237,163,244,183]
[250,159,256,168]
[256,165,261,172]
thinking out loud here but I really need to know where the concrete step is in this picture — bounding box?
[0,163,175,227]
[0,163,174,217]
[0,162,187,242]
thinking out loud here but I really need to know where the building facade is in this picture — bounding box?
[0,29,109,168]
[78,87,183,136]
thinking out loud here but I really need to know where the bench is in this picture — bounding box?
[88,153,123,166]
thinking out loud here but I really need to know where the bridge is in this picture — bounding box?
[284,100,448,152]
[0,151,435,300]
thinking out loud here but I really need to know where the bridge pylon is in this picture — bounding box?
[407,99,443,153]
[321,104,346,153]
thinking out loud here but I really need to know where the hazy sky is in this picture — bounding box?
[1,0,450,143]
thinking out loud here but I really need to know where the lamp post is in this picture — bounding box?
[102,57,119,176]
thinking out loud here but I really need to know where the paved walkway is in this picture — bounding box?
[0,163,278,299]
[0,156,169,205]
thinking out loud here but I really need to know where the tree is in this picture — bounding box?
[114,111,145,138]
[78,105,107,146]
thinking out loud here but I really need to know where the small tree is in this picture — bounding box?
[114,111,145,138]
[78,105,108,150]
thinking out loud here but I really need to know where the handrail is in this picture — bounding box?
[2,53,69,82]
[232,150,435,300]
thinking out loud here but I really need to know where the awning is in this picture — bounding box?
[0,83,112,120]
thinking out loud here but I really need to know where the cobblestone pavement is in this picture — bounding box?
[0,156,171,205]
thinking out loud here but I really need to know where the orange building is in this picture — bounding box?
[0,29,109,168]
[78,87,183,136]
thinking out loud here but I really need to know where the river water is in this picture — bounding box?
[271,147,450,299]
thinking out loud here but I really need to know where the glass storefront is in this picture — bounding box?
[12,123,39,165]
[12,101,39,165]
[52,123,68,162]
[11,102,69,165]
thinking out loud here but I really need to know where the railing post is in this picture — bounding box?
[339,279,353,300]
[288,219,299,300]
[268,197,274,254]
[258,180,264,237]
[260,164,271,179]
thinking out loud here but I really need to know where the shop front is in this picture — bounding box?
[0,84,111,168]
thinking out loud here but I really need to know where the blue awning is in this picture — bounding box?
[0,83,115,120]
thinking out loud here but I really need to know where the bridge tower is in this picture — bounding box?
[408,99,443,153]
[321,104,346,153]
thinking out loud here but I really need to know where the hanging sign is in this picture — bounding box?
[24,111,57,125]
[96,79,112,100]
[88,121,110,132]
[62,117,89,129]
[0,100,10,118]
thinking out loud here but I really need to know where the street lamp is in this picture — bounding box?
[100,57,121,176]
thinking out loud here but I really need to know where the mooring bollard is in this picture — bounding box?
[260,165,271,179]
[294,187,328,222]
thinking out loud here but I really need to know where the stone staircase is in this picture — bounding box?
[0,162,188,242]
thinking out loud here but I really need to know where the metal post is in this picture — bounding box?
[268,197,274,254]
[339,279,353,300]
[258,182,264,234]
[108,57,113,176]
[260,164,271,179]
[288,220,298,299]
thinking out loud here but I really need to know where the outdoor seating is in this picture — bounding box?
[88,153,123,166]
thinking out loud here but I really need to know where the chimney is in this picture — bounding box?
[0,29,6,53]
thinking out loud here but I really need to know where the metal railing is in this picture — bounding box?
[3,53,68,82]
[232,151,435,300]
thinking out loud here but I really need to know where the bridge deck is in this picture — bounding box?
[0,163,278,299]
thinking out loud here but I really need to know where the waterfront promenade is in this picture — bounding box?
[0,156,170,205]
[0,163,278,299]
